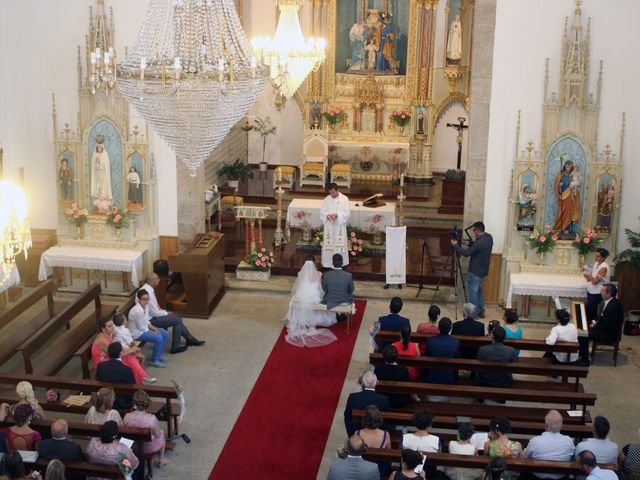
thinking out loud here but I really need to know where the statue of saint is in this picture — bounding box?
[553,160,581,234]
[127,166,143,206]
[446,14,463,63]
[91,144,112,201]
[365,40,378,70]
[517,184,536,229]
[348,22,366,71]
[417,111,425,134]
[58,158,73,200]
[596,184,614,232]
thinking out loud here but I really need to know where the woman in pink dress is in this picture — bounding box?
[123,390,168,467]
[91,317,149,384]
[86,420,139,480]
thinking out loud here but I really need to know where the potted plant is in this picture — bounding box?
[64,201,89,239]
[390,109,412,135]
[615,227,640,311]
[106,205,129,242]
[528,225,559,265]
[217,158,253,190]
[439,169,466,215]
[252,117,277,172]
[572,227,602,269]
[236,247,276,281]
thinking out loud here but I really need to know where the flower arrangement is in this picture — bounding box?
[445,168,466,181]
[573,227,602,256]
[322,106,345,125]
[528,225,559,254]
[106,205,129,229]
[117,454,134,477]
[64,202,89,226]
[348,230,366,259]
[390,109,412,127]
[247,247,275,271]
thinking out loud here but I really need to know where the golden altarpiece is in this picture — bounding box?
[293,0,474,184]
[500,1,625,301]
[51,0,158,291]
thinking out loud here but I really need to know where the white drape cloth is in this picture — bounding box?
[320,193,351,268]
[284,261,337,348]
[385,226,406,285]
[506,273,587,308]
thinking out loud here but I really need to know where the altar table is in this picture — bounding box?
[286,198,396,231]
[38,246,143,291]
[506,272,587,315]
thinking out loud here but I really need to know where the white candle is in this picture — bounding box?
[400,173,405,187]
[278,168,282,183]
[174,57,181,79]
[90,52,97,64]
[140,57,146,80]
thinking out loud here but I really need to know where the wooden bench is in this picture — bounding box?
[0,372,181,438]
[363,449,617,474]
[32,458,124,479]
[351,410,594,440]
[304,301,354,333]
[369,353,589,391]
[0,279,70,366]
[16,282,116,376]
[375,330,579,356]
[375,380,596,422]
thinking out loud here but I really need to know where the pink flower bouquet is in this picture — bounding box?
[390,109,412,127]
[528,225,559,254]
[64,202,89,226]
[573,228,602,256]
[106,206,129,229]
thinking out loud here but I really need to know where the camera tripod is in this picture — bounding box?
[406,237,437,298]
[429,243,468,319]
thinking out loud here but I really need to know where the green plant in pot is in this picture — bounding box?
[253,117,277,172]
[444,168,466,181]
[615,228,640,272]
[217,158,253,189]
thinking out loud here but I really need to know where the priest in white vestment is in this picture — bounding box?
[320,183,351,268]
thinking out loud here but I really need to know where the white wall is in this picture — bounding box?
[485,0,640,253]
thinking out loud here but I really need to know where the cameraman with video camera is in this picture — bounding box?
[450,221,493,318]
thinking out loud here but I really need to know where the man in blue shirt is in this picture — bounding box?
[378,297,411,332]
[577,450,618,480]
[524,410,575,480]
[574,416,619,465]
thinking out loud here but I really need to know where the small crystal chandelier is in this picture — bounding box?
[251,0,326,99]
[89,0,116,95]
[116,0,269,176]
[0,149,31,284]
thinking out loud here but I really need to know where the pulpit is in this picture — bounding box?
[167,232,225,318]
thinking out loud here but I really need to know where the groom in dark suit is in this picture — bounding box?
[578,283,624,363]
[322,254,354,321]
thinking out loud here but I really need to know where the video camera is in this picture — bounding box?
[449,225,463,242]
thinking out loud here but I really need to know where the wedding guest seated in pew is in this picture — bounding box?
[503,309,523,358]
[618,429,640,480]
[374,345,413,408]
[379,297,411,333]
[574,416,619,465]
[402,410,441,454]
[484,417,523,461]
[355,405,391,478]
[128,289,170,368]
[417,305,441,335]
[44,459,66,480]
[84,387,123,426]
[476,326,516,389]
[92,317,154,384]
[0,450,42,480]
[96,343,136,410]
[112,314,147,369]
[326,435,379,480]
[6,404,41,451]
[124,390,169,468]
[86,421,139,479]
[423,317,460,391]
[482,457,507,480]
[453,304,485,359]
[37,419,85,462]
[388,449,426,480]
[394,325,421,380]
[344,372,390,436]
[524,410,575,480]
[9,381,46,420]
[446,423,483,480]
[577,450,618,480]
[544,309,579,364]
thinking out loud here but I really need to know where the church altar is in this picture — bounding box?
[38,246,143,293]
[506,272,587,314]
[286,198,396,232]
[329,141,409,181]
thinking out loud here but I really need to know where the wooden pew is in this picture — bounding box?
[350,410,594,440]
[16,282,116,376]
[375,380,596,422]
[375,330,579,355]
[0,279,70,365]
[32,458,124,479]
[363,449,617,474]
[0,372,181,438]
[369,353,589,391]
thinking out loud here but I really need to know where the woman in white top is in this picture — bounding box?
[402,410,440,453]
[284,256,337,348]
[446,422,482,480]
[583,247,610,324]
[545,309,579,363]
[84,387,123,426]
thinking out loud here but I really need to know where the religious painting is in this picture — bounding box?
[543,137,586,238]
[127,151,144,210]
[445,0,464,65]
[516,169,537,231]
[58,150,75,203]
[415,106,427,135]
[336,0,408,75]
[594,172,616,234]
[88,118,123,211]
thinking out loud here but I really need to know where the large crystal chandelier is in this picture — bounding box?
[0,150,31,284]
[89,0,116,95]
[251,0,326,99]
[116,0,269,176]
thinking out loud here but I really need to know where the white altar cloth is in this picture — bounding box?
[506,273,587,309]
[38,246,143,285]
[286,198,396,231]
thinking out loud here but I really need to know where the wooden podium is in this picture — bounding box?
[168,232,225,318]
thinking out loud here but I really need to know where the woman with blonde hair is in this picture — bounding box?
[44,459,66,480]
[10,381,46,420]
[84,387,123,426]
[124,390,168,467]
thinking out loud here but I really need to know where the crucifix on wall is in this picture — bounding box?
[446,116,469,170]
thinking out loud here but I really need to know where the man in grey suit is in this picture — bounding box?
[322,254,354,321]
[327,435,379,480]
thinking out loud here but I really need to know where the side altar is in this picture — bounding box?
[48,0,158,294]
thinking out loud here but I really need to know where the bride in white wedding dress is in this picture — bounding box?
[284,257,338,348]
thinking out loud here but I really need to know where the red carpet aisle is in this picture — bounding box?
[209,300,367,479]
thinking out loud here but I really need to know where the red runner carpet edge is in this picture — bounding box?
[209,299,367,479]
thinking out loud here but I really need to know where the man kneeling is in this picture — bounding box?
[321,254,354,322]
